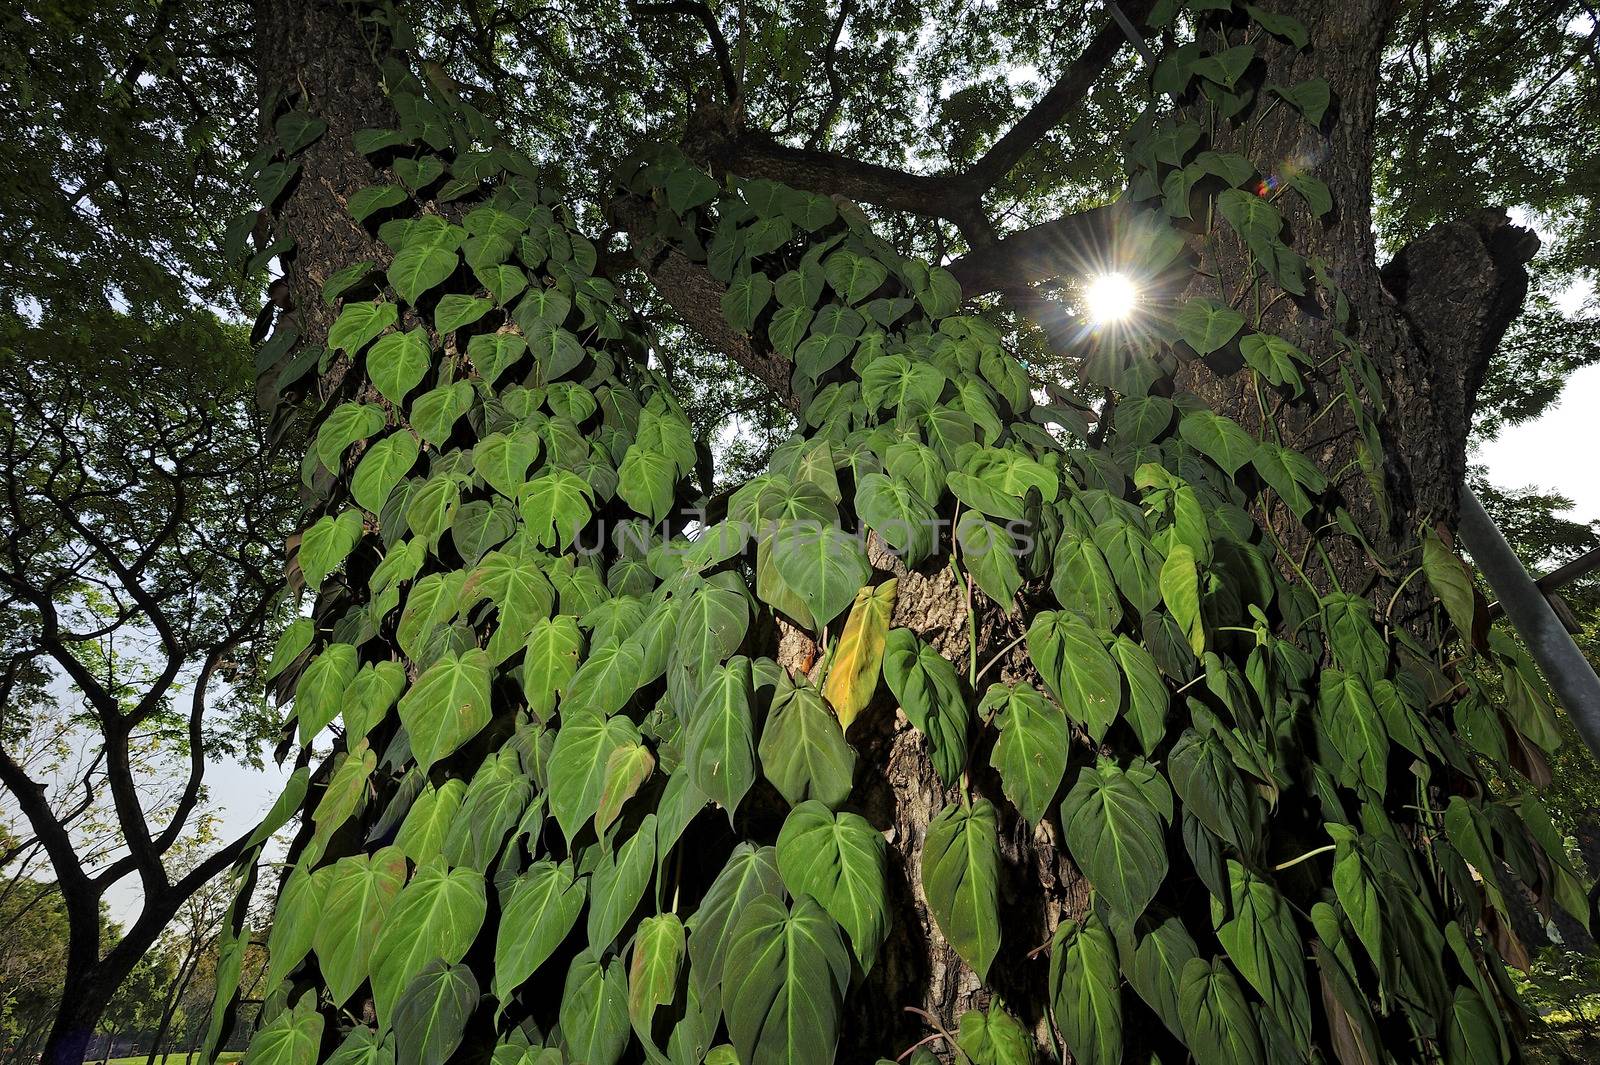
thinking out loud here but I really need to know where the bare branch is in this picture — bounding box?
[964,0,1156,193]
[946,205,1120,296]
[807,1,854,150]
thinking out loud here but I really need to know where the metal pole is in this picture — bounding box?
[1456,485,1600,760]
[1485,543,1600,623]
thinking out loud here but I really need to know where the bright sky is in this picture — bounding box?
[1476,363,1600,531]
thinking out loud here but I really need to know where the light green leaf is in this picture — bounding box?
[521,616,583,722]
[1160,544,1205,654]
[352,432,420,514]
[467,333,529,390]
[548,709,640,844]
[629,912,686,1038]
[520,470,593,551]
[393,960,478,1065]
[389,240,459,304]
[294,642,358,744]
[1026,611,1121,741]
[686,657,758,819]
[1060,758,1170,927]
[367,328,431,404]
[409,380,474,448]
[955,511,1022,610]
[1175,299,1245,356]
[759,681,856,809]
[242,994,323,1065]
[881,629,971,786]
[1178,957,1265,1065]
[983,683,1069,823]
[956,1004,1033,1065]
[443,748,532,872]
[493,860,586,1001]
[434,293,493,335]
[722,895,850,1065]
[397,649,493,774]
[1422,531,1479,642]
[395,779,466,866]
[588,814,657,950]
[1179,410,1256,476]
[329,301,398,354]
[405,474,461,549]
[1238,334,1305,395]
[1049,916,1122,1065]
[618,444,679,523]
[369,859,487,1026]
[823,250,888,304]
[722,272,773,333]
[299,509,363,592]
[559,952,630,1065]
[316,402,387,471]
[771,520,872,629]
[312,847,407,1006]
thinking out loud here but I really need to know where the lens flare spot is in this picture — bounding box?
[1083,272,1139,324]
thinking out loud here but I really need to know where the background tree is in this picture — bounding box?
[0,314,297,1061]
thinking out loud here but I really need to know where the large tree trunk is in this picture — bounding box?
[252,0,395,402]
[39,968,122,1065]
[1180,0,1535,590]
[246,1,1540,1062]
[835,1,1536,1055]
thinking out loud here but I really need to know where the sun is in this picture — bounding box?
[1083,272,1139,325]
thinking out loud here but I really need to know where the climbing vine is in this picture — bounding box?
[215,3,1587,1065]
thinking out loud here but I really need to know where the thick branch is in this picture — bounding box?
[1379,208,1542,430]
[612,198,801,412]
[807,1,854,150]
[947,205,1120,296]
[717,134,965,220]
[963,0,1155,193]
[713,1,1152,228]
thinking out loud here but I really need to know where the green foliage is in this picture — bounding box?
[235,17,1589,1064]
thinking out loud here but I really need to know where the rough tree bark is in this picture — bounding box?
[252,0,396,384]
[1173,0,1538,601]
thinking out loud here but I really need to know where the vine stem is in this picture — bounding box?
[1273,844,1335,871]
[897,1006,961,1062]
[1383,563,1425,624]
[973,631,1028,687]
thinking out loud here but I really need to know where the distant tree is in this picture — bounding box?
[0,311,297,1062]
[0,877,70,1065]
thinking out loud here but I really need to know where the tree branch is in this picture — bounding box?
[632,0,739,104]
[946,204,1121,296]
[963,0,1156,193]
[612,198,801,412]
[807,1,854,150]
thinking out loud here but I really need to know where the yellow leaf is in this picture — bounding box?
[823,579,898,731]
